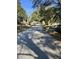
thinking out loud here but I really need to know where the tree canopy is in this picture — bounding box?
[17,1,27,23]
[31,0,61,25]
[17,0,28,32]
[32,0,61,8]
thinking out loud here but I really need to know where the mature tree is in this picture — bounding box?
[32,0,61,25]
[17,0,28,32]
[32,0,61,34]
[31,10,40,21]
[17,1,27,24]
[32,0,61,8]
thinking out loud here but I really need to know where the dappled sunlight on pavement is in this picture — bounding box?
[17,24,61,59]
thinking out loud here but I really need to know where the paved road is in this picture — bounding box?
[17,24,61,59]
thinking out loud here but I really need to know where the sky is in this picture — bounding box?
[20,0,34,16]
[19,0,60,16]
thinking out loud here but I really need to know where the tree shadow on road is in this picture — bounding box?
[17,32,49,59]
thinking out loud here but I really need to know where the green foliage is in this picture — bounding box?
[17,2,27,23]
[17,0,28,33]
[31,0,61,34]
[32,0,61,8]
[31,11,40,21]
[32,0,61,25]
[31,6,61,25]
